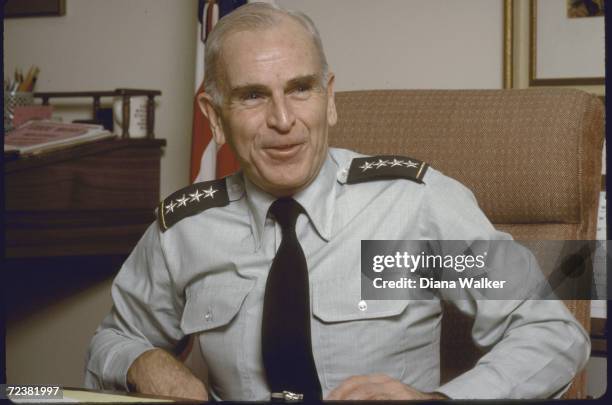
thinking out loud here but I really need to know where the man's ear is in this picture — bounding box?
[197,92,226,145]
[326,72,338,127]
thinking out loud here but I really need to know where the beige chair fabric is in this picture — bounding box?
[328,88,604,399]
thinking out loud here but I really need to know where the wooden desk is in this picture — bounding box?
[590,317,607,357]
[4,138,165,321]
[5,138,165,258]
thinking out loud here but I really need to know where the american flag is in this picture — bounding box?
[191,0,276,183]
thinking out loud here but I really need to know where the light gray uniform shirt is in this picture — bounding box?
[85,147,589,400]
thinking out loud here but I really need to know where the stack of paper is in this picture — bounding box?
[4,120,116,156]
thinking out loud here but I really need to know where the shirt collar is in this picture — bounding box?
[244,151,338,250]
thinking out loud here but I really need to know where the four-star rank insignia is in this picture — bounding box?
[346,155,429,184]
[157,178,229,232]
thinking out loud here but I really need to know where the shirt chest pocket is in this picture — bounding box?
[181,277,255,398]
[311,278,412,390]
[181,277,254,333]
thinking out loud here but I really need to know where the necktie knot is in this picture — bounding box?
[269,198,302,231]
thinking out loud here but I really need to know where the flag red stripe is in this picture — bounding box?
[216,144,240,178]
[206,0,215,35]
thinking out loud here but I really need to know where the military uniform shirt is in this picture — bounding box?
[85,148,589,400]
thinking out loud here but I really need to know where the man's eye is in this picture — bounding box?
[243,92,261,100]
[291,85,312,98]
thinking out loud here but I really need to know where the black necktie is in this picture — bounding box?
[262,198,322,400]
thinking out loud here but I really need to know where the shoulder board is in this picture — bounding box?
[157,178,229,232]
[346,155,429,184]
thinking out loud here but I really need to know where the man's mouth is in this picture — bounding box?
[265,142,304,159]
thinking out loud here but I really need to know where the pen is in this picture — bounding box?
[28,67,39,92]
[19,66,38,92]
[29,75,38,92]
[19,67,32,92]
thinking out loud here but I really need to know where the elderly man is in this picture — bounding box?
[85,2,589,401]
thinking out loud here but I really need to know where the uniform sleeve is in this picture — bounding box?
[84,223,185,391]
[435,300,590,399]
[423,171,590,399]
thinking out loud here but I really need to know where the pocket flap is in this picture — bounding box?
[312,278,409,322]
[181,277,255,334]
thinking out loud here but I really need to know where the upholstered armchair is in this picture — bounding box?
[328,88,604,399]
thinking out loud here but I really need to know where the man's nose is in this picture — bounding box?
[266,94,295,133]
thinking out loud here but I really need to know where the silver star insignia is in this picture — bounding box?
[359,161,375,172]
[165,200,177,214]
[390,158,404,167]
[176,194,189,207]
[374,159,389,168]
[403,160,419,168]
[189,189,204,202]
[202,186,218,199]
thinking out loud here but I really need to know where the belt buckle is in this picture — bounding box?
[271,390,304,402]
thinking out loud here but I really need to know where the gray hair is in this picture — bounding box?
[203,2,329,107]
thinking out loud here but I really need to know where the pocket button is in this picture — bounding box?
[358,300,368,311]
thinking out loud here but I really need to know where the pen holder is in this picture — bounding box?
[4,91,34,132]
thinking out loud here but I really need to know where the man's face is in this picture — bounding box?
[200,19,337,197]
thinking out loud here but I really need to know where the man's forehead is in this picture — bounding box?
[219,20,322,87]
[222,20,313,56]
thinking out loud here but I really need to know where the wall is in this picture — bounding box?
[278,0,503,90]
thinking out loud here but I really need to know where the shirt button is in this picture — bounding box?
[204,311,213,321]
[358,300,367,311]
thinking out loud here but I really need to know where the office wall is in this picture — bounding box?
[279,0,503,90]
[4,0,507,389]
